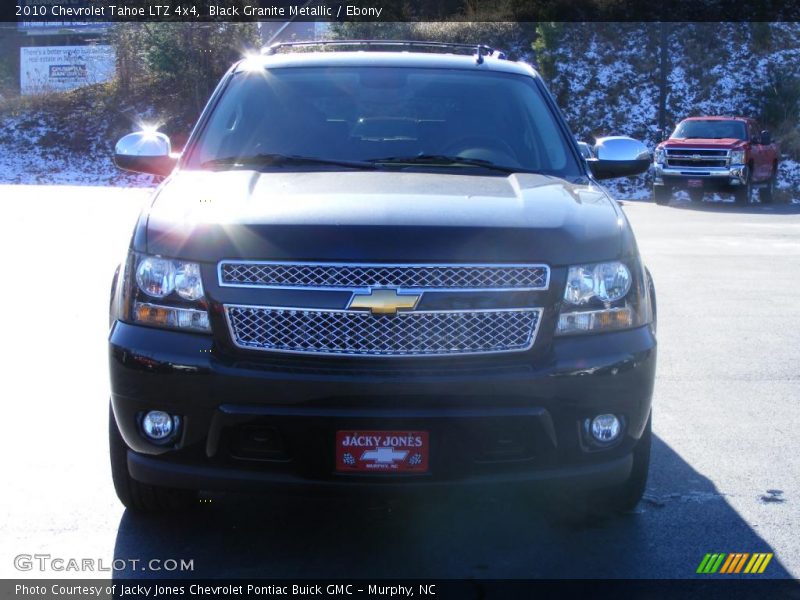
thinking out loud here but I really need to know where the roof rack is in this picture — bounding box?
[262,40,507,62]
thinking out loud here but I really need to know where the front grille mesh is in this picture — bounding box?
[226,306,540,356]
[666,148,729,169]
[220,262,548,290]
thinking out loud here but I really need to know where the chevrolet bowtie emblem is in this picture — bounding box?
[348,289,421,315]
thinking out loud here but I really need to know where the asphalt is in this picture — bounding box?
[1,185,799,581]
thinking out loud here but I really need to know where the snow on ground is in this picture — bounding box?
[549,23,799,201]
[1,22,797,197]
[0,111,155,188]
[778,158,800,192]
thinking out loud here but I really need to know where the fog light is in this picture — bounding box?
[142,411,177,441]
[590,414,622,443]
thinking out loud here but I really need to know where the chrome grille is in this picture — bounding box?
[225,306,541,357]
[219,261,549,290]
[666,148,729,169]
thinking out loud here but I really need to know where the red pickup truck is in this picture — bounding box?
[652,116,780,205]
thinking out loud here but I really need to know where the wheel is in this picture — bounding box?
[545,413,652,523]
[109,405,197,512]
[734,168,752,205]
[760,168,777,204]
[600,413,652,513]
[688,189,703,203]
[653,186,671,205]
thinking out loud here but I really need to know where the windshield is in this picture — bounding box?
[670,119,747,140]
[186,66,581,177]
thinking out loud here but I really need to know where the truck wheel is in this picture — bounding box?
[600,413,652,513]
[653,186,671,206]
[545,413,652,523]
[760,172,776,204]
[109,405,197,512]
[734,170,752,205]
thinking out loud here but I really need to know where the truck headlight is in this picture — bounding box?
[136,257,176,298]
[654,147,665,165]
[123,252,211,333]
[556,261,652,335]
[730,150,745,165]
[564,262,631,305]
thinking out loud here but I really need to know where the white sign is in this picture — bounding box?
[20,45,116,95]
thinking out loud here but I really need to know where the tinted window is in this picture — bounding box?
[187,67,581,176]
[670,120,747,141]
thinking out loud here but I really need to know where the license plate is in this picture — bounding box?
[687,179,704,188]
[335,430,429,473]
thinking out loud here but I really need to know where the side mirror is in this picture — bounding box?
[760,130,771,145]
[587,136,651,180]
[114,131,178,177]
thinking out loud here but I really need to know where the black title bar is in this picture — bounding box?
[7,0,800,22]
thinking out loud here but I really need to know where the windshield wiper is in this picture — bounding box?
[367,154,522,174]
[201,153,377,170]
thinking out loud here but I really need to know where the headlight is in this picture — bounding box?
[174,262,204,301]
[564,262,631,305]
[654,147,665,164]
[136,257,175,298]
[730,150,745,165]
[123,252,211,333]
[557,261,651,336]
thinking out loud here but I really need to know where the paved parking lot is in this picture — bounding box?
[1,185,798,580]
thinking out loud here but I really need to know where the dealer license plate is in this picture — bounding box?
[335,430,429,473]
[687,179,704,188]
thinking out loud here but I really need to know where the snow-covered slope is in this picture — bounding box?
[0,22,797,197]
[543,22,800,199]
[0,111,154,187]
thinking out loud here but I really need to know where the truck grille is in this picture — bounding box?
[219,261,549,290]
[665,148,729,169]
[225,306,541,357]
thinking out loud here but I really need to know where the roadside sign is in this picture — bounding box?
[20,45,116,95]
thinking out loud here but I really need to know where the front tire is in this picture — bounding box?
[109,405,197,512]
[653,186,671,205]
[546,413,652,522]
[600,414,652,513]
[734,169,753,205]
[760,168,777,204]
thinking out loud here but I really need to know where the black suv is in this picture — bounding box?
[109,41,656,515]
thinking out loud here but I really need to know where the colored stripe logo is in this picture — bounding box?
[697,553,773,574]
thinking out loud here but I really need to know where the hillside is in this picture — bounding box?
[539,22,800,199]
[0,22,797,199]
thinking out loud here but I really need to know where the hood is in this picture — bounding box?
[662,138,745,149]
[143,170,626,266]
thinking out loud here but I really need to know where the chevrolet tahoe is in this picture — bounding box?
[109,41,657,517]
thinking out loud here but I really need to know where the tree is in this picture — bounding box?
[110,22,261,114]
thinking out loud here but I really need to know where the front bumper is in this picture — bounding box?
[653,163,746,190]
[109,321,656,494]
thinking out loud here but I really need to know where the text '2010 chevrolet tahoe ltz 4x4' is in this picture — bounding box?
[109,41,657,517]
